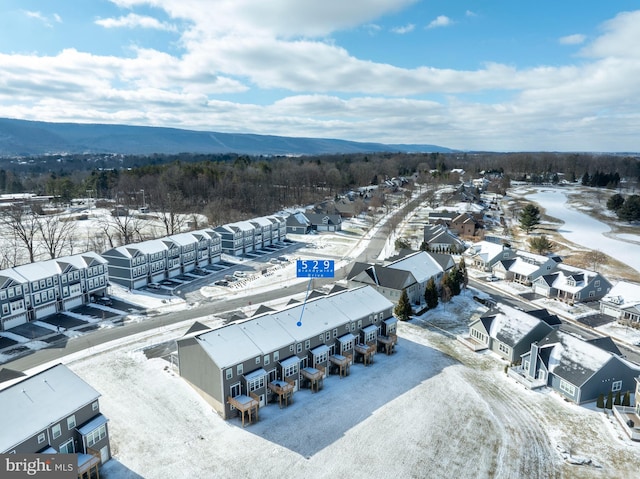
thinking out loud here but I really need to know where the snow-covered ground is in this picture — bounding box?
[8,188,640,478]
[62,292,639,479]
[510,186,640,274]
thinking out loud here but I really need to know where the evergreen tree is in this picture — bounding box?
[419,241,429,252]
[424,277,439,309]
[446,267,461,296]
[440,277,452,310]
[395,238,411,250]
[617,194,640,221]
[458,257,468,292]
[606,193,624,212]
[581,171,590,185]
[528,235,554,255]
[394,288,412,321]
[605,391,613,410]
[596,393,605,409]
[623,390,631,407]
[614,390,621,406]
[518,204,541,234]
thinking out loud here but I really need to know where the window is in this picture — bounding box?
[59,438,74,454]
[357,320,362,329]
[559,379,576,396]
[37,433,45,444]
[255,356,261,364]
[52,424,62,439]
[236,364,243,376]
[273,351,279,362]
[319,334,324,341]
[86,424,107,448]
[283,363,298,377]
[595,280,600,287]
[325,331,330,341]
[498,343,510,355]
[2,304,8,315]
[313,350,328,365]
[67,415,76,430]
[289,345,294,352]
[333,329,338,338]
[296,343,302,353]
[247,375,265,392]
[264,355,270,366]
[612,380,622,392]
[305,340,310,350]
[92,401,99,411]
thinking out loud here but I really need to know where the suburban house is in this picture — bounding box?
[449,212,483,238]
[510,330,640,404]
[492,250,562,285]
[464,241,514,272]
[285,212,312,234]
[346,263,418,304]
[461,304,558,363]
[304,213,343,232]
[0,363,110,476]
[177,286,395,423]
[423,224,466,253]
[600,281,640,324]
[613,375,640,441]
[1,252,109,331]
[532,264,612,304]
[385,250,455,293]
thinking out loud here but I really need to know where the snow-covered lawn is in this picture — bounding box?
[63,293,639,479]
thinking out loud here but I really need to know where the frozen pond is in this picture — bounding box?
[520,187,640,274]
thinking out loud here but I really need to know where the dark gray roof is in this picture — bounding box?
[184,321,211,336]
[525,308,562,327]
[352,264,415,290]
[586,336,622,356]
[305,213,342,225]
[252,305,276,317]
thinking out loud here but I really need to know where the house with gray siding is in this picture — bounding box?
[177,286,394,422]
[464,240,514,272]
[532,264,612,304]
[0,363,110,475]
[347,263,418,305]
[464,304,558,364]
[0,252,109,330]
[511,330,640,404]
[600,281,640,324]
[101,239,168,290]
[286,212,311,234]
[492,251,561,285]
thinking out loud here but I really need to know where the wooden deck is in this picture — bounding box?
[301,366,325,392]
[329,353,352,378]
[268,379,295,408]
[377,333,398,355]
[228,393,260,427]
[78,449,101,479]
[355,342,376,366]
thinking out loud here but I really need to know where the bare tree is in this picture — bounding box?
[585,249,608,272]
[0,205,41,263]
[38,214,78,259]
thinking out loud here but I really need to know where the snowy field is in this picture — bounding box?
[510,185,640,275]
[7,188,640,478]
[63,293,640,479]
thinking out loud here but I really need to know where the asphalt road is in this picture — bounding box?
[2,217,393,372]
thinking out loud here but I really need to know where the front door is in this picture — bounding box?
[100,445,109,464]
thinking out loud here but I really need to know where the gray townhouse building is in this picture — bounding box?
[0,363,110,477]
[215,215,286,256]
[0,252,109,331]
[532,263,612,304]
[492,250,562,285]
[177,286,395,423]
[101,228,222,290]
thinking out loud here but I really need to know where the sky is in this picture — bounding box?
[1,1,639,152]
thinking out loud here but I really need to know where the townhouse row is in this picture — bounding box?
[177,286,397,424]
[0,252,109,331]
[0,214,287,331]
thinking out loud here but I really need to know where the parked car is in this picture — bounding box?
[485,275,499,282]
[148,282,161,289]
[214,280,229,286]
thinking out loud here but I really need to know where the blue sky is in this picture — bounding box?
[1,1,639,151]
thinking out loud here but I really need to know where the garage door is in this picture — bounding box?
[63,296,84,310]
[2,313,28,330]
[601,305,620,319]
[35,304,58,320]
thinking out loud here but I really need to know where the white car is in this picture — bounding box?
[485,275,499,282]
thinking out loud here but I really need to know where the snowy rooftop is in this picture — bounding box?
[386,251,444,282]
[601,281,640,307]
[0,364,101,452]
[487,304,545,346]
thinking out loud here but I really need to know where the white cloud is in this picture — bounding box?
[391,24,415,34]
[23,10,62,28]
[95,13,176,31]
[426,15,453,29]
[465,10,477,17]
[3,3,640,151]
[559,34,586,45]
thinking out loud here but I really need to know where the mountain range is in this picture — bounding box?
[0,118,453,157]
